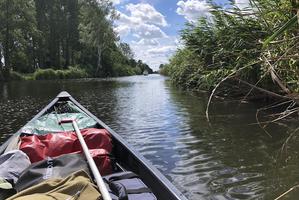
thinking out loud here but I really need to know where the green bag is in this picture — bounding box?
[21,113,97,135]
[21,102,97,135]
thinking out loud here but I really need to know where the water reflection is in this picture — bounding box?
[166,81,299,200]
[0,75,298,199]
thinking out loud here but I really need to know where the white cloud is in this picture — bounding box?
[110,0,122,5]
[115,3,168,39]
[114,25,130,36]
[116,21,167,40]
[114,3,175,70]
[134,24,167,39]
[147,46,177,55]
[130,36,178,69]
[116,11,139,26]
[176,0,211,22]
[126,3,168,27]
[133,39,160,46]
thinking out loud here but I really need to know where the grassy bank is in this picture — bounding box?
[0,0,154,82]
[9,67,88,81]
[8,64,148,81]
[162,0,299,99]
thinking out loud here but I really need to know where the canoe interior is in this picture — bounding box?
[0,91,187,200]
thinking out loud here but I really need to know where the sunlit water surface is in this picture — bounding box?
[1,75,299,199]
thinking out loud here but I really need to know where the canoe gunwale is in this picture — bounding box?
[0,91,188,200]
[68,95,188,200]
[0,96,59,154]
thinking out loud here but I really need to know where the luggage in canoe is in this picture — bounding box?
[0,91,188,200]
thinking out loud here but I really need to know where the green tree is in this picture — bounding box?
[119,42,134,59]
[79,0,117,77]
[0,0,37,79]
[0,0,148,81]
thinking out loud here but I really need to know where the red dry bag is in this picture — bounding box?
[19,128,113,163]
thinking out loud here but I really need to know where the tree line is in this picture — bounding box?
[161,0,299,99]
[0,0,152,81]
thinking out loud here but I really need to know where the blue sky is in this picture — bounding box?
[112,0,249,70]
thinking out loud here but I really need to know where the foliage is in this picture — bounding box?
[119,43,134,59]
[0,0,37,80]
[33,67,87,80]
[159,64,171,76]
[79,0,116,77]
[263,15,298,47]
[33,69,56,80]
[112,64,135,77]
[165,0,299,94]
[0,0,152,81]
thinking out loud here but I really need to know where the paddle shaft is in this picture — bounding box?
[62,120,112,200]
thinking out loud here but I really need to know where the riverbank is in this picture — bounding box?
[9,67,87,81]
[5,64,153,81]
[1,75,299,199]
[161,1,298,103]
[0,0,153,82]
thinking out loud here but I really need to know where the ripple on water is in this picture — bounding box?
[227,183,265,199]
[0,76,294,200]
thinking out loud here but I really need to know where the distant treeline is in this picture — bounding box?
[0,0,152,81]
[161,0,299,98]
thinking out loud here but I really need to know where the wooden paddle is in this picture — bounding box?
[59,119,112,200]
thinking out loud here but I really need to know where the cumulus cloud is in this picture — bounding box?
[129,38,177,70]
[133,24,167,39]
[114,3,175,69]
[176,0,212,22]
[126,3,168,27]
[114,25,130,37]
[110,0,122,5]
[116,23,167,40]
[115,3,168,39]
[130,36,178,69]
[133,39,160,46]
[148,46,177,55]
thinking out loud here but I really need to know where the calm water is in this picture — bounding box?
[0,75,299,199]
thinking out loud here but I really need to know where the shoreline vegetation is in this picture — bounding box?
[160,0,299,106]
[0,0,153,82]
[9,65,153,81]
[10,67,87,81]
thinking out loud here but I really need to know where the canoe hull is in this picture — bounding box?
[0,91,188,200]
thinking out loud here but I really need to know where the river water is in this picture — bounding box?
[0,75,299,199]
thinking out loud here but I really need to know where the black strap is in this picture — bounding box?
[106,171,154,200]
[109,182,128,200]
[109,182,152,200]
[126,188,152,194]
[108,172,138,182]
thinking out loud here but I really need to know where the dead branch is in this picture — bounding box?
[263,54,290,94]
[205,61,260,123]
[274,185,299,200]
[235,78,291,100]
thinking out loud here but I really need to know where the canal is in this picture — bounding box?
[0,75,298,199]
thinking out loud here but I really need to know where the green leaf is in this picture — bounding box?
[263,15,298,48]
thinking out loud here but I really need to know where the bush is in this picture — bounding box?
[133,66,142,75]
[55,70,66,79]
[33,68,57,80]
[165,1,297,93]
[112,64,136,77]
[32,67,88,80]
[159,66,169,76]
[65,66,88,79]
